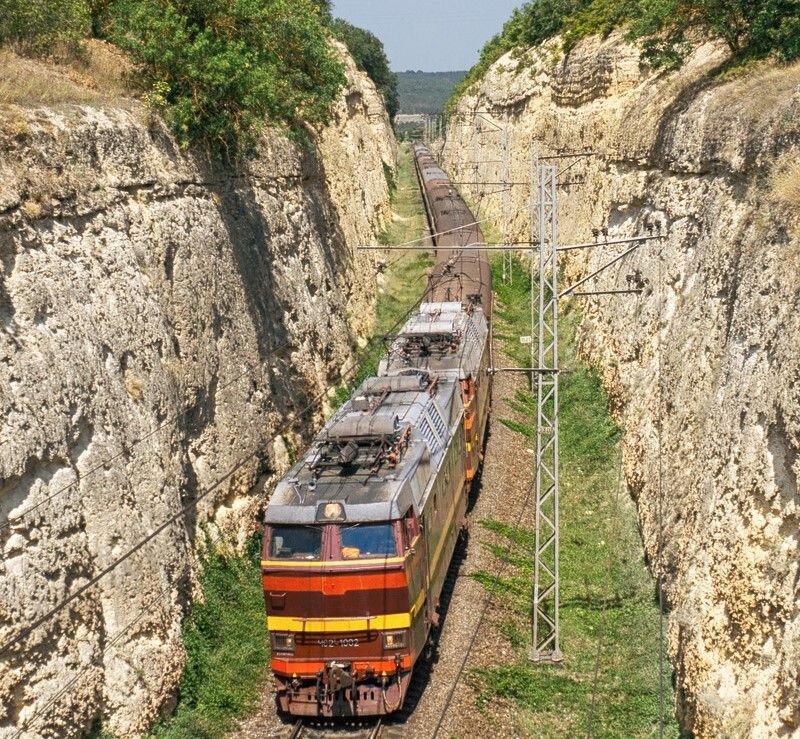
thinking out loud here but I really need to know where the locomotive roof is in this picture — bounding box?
[379,301,488,379]
[264,369,461,525]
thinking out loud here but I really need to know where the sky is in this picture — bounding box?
[332,0,523,73]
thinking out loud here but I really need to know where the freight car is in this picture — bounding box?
[260,145,492,718]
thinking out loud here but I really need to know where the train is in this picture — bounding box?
[260,144,492,718]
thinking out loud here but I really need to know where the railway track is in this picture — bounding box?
[286,717,405,739]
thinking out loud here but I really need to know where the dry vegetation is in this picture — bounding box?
[772,158,800,213]
[0,40,135,107]
[713,59,800,127]
[771,158,800,265]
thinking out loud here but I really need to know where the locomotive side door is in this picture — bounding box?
[402,507,434,655]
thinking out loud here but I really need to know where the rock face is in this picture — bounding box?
[443,33,800,738]
[0,45,395,738]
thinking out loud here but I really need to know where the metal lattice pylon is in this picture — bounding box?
[530,162,563,662]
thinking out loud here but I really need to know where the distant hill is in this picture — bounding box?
[396,71,467,114]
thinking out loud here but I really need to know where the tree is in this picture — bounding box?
[331,18,399,120]
[449,0,800,108]
[311,0,332,25]
[0,0,91,54]
[108,0,346,147]
[630,0,800,62]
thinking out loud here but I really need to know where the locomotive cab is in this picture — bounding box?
[261,512,420,716]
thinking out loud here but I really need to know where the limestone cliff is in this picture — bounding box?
[0,44,395,738]
[443,33,800,738]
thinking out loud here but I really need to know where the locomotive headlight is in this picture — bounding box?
[382,630,407,650]
[271,632,296,654]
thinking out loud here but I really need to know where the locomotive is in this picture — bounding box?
[260,145,492,718]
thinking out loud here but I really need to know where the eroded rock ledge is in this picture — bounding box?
[444,32,800,738]
[0,46,395,738]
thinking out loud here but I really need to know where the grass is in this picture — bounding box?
[467,255,679,737]
[772,158,800,212]
[768,153,800,266]
[0,41,135,106]
[149,535,268,739]
[331,143,432,406]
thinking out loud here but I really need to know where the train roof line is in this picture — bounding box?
[264,369,461,525]
[380,301,488,381]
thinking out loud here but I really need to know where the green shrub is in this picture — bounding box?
[151,534,269,738]
[447,0,594,107]
[332,18,399,120]
[446,32,512,112]
[588,0,800,58]
[563,0,638,48]
[449,0,800,107]
[108,0,346,147]
[312,0,332,25]
[627,0,800,66]
[0,0,91,54]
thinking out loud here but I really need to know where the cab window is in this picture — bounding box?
[268,526,322,560]
[340,523,398,559]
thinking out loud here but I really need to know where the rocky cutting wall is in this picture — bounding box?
[443,34,800,738]
[0,45,395,738]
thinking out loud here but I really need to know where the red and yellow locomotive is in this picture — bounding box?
[261,146,492,717]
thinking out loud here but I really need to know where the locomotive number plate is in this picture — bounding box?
[318,637,360,648]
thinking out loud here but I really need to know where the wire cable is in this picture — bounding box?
[4,147,495,739]
[0,339,296,532]
[1,187,487,662]
[1,454,248,658]
[0,350,368,659]
[5,213,466,537]
[11,569,192,739]
[656,240,667,739]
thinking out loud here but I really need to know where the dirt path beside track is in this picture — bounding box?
[400,335,532,739]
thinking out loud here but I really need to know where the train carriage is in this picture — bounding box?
[261,146,492,718]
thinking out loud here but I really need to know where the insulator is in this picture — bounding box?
[337,441,359,466]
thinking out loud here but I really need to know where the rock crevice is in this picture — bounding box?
[444,32,800,738]
[0,46,395,738]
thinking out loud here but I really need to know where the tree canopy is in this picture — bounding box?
[108,0,346,147]
[0,0,91,53]
[0,0,351,147]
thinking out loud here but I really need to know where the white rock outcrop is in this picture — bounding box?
[443,33,800,738]
[0,46,395,738]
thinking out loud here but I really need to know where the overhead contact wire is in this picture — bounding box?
[0,351,366,659]
[419,144,497,739]
[11,570,193,739]
[431,481,534,739]
[5,148,493,739]
[2,163,484,662]
[656,237,667,739]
